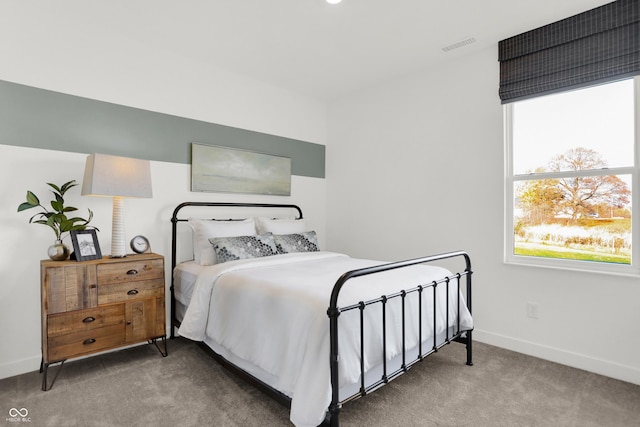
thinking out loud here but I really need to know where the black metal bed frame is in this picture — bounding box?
[170,202,473,427]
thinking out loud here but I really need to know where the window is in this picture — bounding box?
[505,77,639,275]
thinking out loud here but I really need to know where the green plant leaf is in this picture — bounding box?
[60,180,78,195]
[60,219,73,232]
[63,206,78,212]
[17,202,36,212]
[66,216,87,224]
[46,215,57,228]
[51,200,64,212]
[26,191,39,206]
[47,182,62,194]
[29,212,50,223]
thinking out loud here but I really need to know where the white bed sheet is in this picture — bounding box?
[176,251,473,427]
[173,260,204,306]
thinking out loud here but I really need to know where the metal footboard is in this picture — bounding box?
[326,251,473,426]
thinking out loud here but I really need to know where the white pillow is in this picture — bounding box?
[188,217,256,265]
[255,217,306,235]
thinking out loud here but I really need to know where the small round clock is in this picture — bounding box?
[130,235,150,254]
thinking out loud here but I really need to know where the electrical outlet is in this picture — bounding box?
[527,302,539,319]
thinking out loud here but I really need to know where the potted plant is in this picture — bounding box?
[18,180,97,260]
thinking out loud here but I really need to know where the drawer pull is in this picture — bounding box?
[127,289,139,295]
[126,269,138,275]
[82,316,96,323]
[83,338,96,345]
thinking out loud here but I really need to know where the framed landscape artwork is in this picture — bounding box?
[191,143,291,196]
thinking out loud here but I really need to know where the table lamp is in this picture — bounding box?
[81,153,153,257]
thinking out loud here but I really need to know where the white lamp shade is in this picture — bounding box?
[81,153,153,198]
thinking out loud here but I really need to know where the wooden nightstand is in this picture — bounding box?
[40,253,167,390]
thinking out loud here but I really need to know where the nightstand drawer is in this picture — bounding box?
[47,324,125,361]
[47,305,125,337]
[97,259,164,285]
[98,279,164,305]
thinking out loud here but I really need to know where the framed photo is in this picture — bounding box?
[70,229,102,261]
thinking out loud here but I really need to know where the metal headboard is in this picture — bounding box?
[169,202,303,337]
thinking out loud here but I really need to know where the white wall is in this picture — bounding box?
[0,49,327,379]
[326,47,640,385]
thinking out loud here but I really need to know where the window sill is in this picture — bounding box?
[504,254,640,278]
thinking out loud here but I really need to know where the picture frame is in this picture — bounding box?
[191,143,291,196]
[70,229,102,261]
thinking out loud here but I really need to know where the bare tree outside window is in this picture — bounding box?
[514,148,631,264]
[508,78,636,270]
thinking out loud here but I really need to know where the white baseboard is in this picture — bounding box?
[0,356,41,380]
[0,341,152,381]
[473,329,640,386]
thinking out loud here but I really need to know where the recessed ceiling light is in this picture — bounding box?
[326,0,342,4]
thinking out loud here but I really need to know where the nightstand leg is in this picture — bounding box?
[41,359,66,391]
[149,336,168,357]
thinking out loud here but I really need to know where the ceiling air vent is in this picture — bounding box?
[441,37,476,52]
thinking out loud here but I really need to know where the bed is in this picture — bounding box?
[170,202,473,427]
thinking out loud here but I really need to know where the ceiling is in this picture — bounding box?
[2,0,614,101]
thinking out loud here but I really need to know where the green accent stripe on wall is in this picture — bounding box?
[0,80,325,179]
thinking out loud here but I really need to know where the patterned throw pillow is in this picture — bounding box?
[273,231,319,254]
[209,233,278,263]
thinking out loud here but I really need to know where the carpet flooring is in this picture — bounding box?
[1,338,639,426]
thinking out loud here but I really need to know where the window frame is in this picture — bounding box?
[504,76,640,276]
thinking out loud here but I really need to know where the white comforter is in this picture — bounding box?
[178,251,473,427]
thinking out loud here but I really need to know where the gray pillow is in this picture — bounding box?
[274,231,319,254]
[209,233,278,263]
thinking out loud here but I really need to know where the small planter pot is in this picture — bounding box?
[47,240,70,261]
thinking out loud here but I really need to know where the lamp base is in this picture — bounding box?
[111,196,127,257]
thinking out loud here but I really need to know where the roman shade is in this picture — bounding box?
[498,0,640,103]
